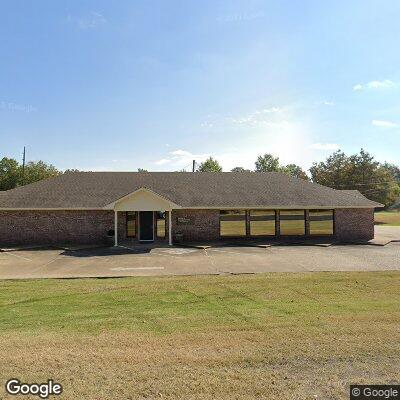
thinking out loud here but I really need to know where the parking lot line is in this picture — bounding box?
[110,267,165,271]
[210,248,263,257]
[3,251,32,261]
[40,256,64,268]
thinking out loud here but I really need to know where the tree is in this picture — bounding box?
[347,149,378,187]
[309,150,350,188]
[137,168,148,172]
[254,154,308,179]
[197,157,222,172]
[382,162,400,209]
[0,157,60,190]
[281,164,309,180]
[0,157,21,190]
[382,162,400,182]
[255,154,280,172]
[22,161,59,185]
[310,149,399,207]
[231,167,251,172]
[64,169,81,174]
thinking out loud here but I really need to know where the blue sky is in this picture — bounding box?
[1,0,399,172]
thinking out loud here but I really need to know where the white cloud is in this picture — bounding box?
[372,119,400,128]
[154,119,322,172]
[155,105,347,172]
[194,106,330,171]
[322,101,335,106]
[154,158,170,165]
[213,122,315,171]
[353,79,396,91]
[225,106,286,127]
[217,12,264,23]
[154,150,209,168]
[67,12,106,29]
[200,121,214,128]
[311,143,340,151]
[200,107,288,130]
[253,106,283,114]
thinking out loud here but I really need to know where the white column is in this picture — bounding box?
[114,211,118,246]
[168,210,172,246]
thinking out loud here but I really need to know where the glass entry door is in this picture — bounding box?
[139,211,154,241]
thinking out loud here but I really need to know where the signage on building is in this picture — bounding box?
[177,217,193,225]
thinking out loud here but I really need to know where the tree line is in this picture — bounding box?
[0,157,78,191]
[195,149,399,207]
[1,149,399,207]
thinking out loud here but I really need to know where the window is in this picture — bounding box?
[309,210,334,235]
[279,210,305,235]
[250,210,275,236]
[156,211,166,238]
[126,212,136,237]
[220,210,246,236]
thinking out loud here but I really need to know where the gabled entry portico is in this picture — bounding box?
[104,187,181,246]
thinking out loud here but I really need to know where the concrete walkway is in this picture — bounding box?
[372,226,400,245]
[0,226,399,280]
[0,241,399,280]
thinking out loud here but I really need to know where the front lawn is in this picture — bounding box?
[375,211,400,226]
[0,272,399,399]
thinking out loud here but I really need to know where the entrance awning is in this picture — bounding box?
[104,187,180,247]
[104,187,181,212]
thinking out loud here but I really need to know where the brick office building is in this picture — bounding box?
[0,172,382,246]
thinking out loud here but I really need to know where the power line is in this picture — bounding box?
[329,181,398,187]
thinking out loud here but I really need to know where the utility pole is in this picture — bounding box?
[22,146,26,185]
[192,160,196,172]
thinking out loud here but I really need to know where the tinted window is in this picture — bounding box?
[279,210,305,235]
[220,210,246,236]
[250,210,275,236]
[156,211,166,238]
[126,212,136,237]
[309,210,333,235]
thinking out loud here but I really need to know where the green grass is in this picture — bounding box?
[0,273,399,399]
[375,211,400,226]
[0,272,398,335]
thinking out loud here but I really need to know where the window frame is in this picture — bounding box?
[126,211,137,238]
[249,210,276,237]
[279,210,306,236]
[156,211,166,239]
[309,209,334,236]
[219,210,247,238]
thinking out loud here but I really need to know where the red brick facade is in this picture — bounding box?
[0,208,375,246]
[334,208,374,241]
[172,209,220,242]
[0,210,121,245]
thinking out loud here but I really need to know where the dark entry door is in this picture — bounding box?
[139,211,154,241]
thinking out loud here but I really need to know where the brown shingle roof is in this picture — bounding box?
[0,172,383,209]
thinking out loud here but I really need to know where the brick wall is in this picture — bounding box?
[334,208,374,241]
[0,208,375,246]
[116,211,127,242]
[0,210,122,246]
[172,209,220,242]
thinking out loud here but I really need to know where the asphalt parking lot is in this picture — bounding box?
[0,240,399,280]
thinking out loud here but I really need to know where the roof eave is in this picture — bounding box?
[103,187,182,210]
